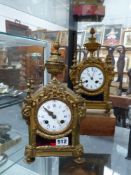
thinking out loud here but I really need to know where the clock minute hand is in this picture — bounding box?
[87,72,94,80]
[87,72,92,78]
[43,107,56,119]
[43,107,61,126]
[92,69,95,77]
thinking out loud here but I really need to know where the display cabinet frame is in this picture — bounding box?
[123,30,131,48]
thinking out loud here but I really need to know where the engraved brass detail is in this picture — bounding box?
[25,144,84,163]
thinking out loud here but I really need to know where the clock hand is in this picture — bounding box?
[43,107,56,119]
[90,70,96,80]
[86,72,94,80]
[92,69,95,77]
[87,72,92,78]
[43,107,53,116]
[43,107,62,127]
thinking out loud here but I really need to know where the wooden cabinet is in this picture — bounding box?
[0,68,20,88]
[19,53,44,90]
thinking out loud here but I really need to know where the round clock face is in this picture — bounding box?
[80,66,104,91]
[37,99,72,134]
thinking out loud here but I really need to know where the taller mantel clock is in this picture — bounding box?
[22,42,86,163]
[70,28,114,112]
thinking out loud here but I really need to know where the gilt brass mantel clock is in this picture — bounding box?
[70,28,114,112]
[22,42,86,163]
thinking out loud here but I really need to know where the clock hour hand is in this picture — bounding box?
[43,107,62,126]
[43,107,56,119]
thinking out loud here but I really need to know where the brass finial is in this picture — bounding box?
[90,27,95,36]
[26,79,34,98]
[49,41,61,61]
[45,41,65,79]
[84,27,101,57]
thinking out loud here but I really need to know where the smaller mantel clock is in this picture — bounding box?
[22,41,86,163]
[70,28,114,112]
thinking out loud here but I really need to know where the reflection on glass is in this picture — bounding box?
[0,0,69,28]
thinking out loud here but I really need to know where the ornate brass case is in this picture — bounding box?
[70,28,114,112]
[22,42,86,163]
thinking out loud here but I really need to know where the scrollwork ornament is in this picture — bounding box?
[22,105,32,125]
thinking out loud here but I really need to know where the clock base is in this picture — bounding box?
[24,144,84,162]
[74,157,86,164]
[85,101,112,113]
[80,112,116,136]
[25,157,35,164]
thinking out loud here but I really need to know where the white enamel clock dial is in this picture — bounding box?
[80,66,104,91]
[37,100,72,134]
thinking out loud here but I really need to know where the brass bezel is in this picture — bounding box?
[79,64,106,93]
[35,98,73,136]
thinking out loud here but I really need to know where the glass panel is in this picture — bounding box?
[0,0,69,29]
[0,32,48,92]
[0,32,50,173]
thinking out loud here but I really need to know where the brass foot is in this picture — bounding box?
[25,157,35,163]
[74,157,86,164]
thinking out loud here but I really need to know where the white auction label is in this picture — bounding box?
[56,137,69,146]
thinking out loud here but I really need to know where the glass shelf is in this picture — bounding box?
[0,31,47,48]
[0,102,130,175]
